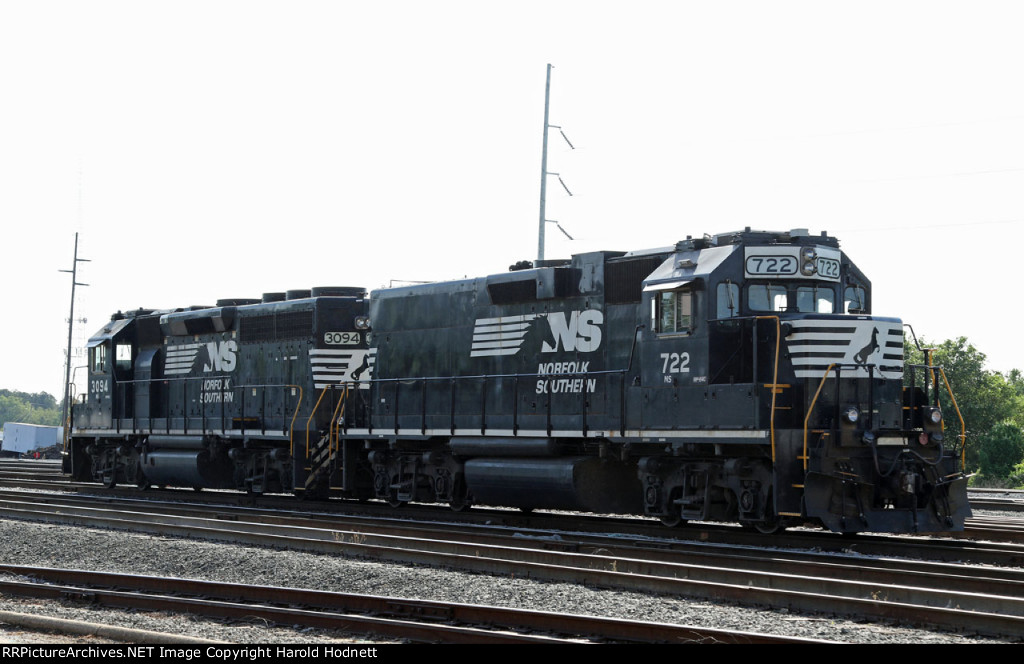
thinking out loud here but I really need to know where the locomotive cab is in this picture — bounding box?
[631,228,969,532]
[65,311,152,484]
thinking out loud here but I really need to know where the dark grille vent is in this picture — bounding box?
[278,310,314,338]
[605,256,665,304]
[488,279,537,304]
[553,267,577,298]
[240,310,314,343]
[240,315,274,343]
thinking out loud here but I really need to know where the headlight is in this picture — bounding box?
[843,406,859,424]
[800,247,818,275]
[925,407,942,425]
[354,315,371,330]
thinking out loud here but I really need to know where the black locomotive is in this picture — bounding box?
[64,228,970,533]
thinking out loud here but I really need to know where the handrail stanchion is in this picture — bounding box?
[803,364,838,472]
[304,387,330,457]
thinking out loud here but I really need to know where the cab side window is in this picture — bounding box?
[654,288,693,334]
[717,282,740,318]
[845,285,867,313]
[90,345,107,373]
[116,344,133,371]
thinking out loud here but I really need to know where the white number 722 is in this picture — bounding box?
[661,352,690,374]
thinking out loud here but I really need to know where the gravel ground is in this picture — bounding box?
[0,517,1013,644]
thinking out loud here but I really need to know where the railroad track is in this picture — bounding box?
[0,564,818,644]
[5,460,1024,550]
[0,489,1023,639]
[7,458,1024,515]
[4,461,1024,640]
[3,486,1024,566]
[968,487,1024,512]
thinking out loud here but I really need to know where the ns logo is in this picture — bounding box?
[541,310,603,353]
[202,340,238,372]
[469,309,604,358]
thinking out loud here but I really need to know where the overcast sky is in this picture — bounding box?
[2,1,1022,397]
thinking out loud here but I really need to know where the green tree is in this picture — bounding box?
[0,389,62,429]
[979,421,1024,481]
[1005,369,1024,427]
[1008,368,1024,394]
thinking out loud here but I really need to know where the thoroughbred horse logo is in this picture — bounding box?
[853,327,880,367]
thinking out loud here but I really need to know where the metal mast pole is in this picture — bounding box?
[60,232,89,435]
[537,63,552,263]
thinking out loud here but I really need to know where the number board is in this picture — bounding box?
[324,331,361,345]
[744,246,841,282]
[745,254,798,276]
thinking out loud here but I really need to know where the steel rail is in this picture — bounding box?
[4,480,1024,562]
[0,565,820,644]
[2,495,1024,638]
[4,489,1024,597]
[4,468,1024,562]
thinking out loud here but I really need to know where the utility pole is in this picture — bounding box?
[538,64,553,262]
[537,63,574,263]
[59,232,89,436]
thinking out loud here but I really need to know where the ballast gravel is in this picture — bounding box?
[0,517,1012,644]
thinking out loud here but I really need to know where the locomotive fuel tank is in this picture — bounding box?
[464,457,642,514]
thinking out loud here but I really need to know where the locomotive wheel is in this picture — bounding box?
[387,490,406,508]
[753,517,783,535]
[449,496,471,512]
[749,491,784,534]
[100,453,117,489]
[136,469,150,490]
[659,514,686,528]
[448,478,471,512]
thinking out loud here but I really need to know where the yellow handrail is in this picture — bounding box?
[287,385,304,455]
[921,348,968,469]
[303,387,330,457]
[936,367,968,469]
[755,316,782,462]
[802,364,838,472]
[328,385,350,454]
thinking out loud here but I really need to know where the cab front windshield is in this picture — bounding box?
[747,283,835,314]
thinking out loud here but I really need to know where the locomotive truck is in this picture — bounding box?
[64,229,970,533]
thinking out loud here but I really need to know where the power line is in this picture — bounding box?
[845,165,1024,185]
[835,217,1024,234]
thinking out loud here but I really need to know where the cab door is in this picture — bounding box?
[639,282,705,429]
[112,338,135,422]
[84,340,113,428]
